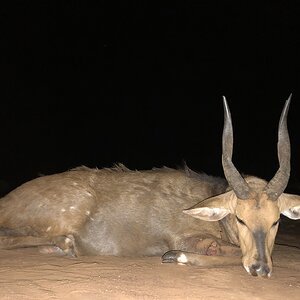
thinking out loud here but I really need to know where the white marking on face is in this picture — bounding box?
[177,253,188,263]
[85,210,90,215]
[73,182,78,186]
[61,208,66,212]
[70,206,76,210]
[244,265,251,275]
[256,266,262,273]
[85,191,92,197]
[46,226,52,232]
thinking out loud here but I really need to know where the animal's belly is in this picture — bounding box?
[74,233,169,256]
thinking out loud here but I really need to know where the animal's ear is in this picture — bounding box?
[277,193,300,220]
[183,191,237,221]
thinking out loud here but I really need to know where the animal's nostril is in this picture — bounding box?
[249,265,258,276]
[249,264,270,278]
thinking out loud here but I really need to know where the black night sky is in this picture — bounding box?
[1,1,300,195]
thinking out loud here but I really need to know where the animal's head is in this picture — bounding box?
[184,95,300,278]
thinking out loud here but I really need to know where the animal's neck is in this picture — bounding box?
[219,216,239,246]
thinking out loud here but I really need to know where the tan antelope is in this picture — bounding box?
[0,96,299,278]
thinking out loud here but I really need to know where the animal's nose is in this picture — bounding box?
[249,263,271,278]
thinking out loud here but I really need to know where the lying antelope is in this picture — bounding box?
[0,96,299,278]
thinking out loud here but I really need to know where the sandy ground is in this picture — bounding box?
[0,218,299,300]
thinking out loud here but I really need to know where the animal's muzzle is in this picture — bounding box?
[249,263,271,278]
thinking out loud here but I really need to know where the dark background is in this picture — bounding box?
[1,1,300,195]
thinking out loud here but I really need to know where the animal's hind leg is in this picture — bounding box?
[0,235,52,249]
[0,235,77,257]
[38,235,77,257]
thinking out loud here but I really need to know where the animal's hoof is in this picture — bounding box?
[161,250,188,264]
[38,245,67,256]
[50,235,77,257]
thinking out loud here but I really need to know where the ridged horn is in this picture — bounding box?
[222,96,250,199]
[265,94,292,200]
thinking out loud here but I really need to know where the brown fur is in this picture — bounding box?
[0,165,229,256]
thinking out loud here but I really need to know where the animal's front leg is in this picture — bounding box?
[174,234,241,256]
[161,250,242,267]
[162,235,242,267]
[195,237,221,256]
[196,237,242,257]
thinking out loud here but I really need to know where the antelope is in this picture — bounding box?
[0,96,299,278]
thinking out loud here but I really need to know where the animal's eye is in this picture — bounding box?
[236,216,246,226]
[272,219,280,227]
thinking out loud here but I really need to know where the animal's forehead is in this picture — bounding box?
[236,196,276,209]
[236,197,280,224]
[239,176,279,210]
